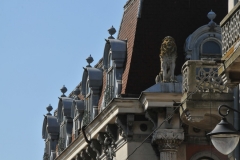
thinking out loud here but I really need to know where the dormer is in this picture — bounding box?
[185,10,222,61]
[56,86,74,153]
[102,26,127,108]
[81,57,103,122]
[42,105,59,160]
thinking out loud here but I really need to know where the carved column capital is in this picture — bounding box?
[152,129,184,150]
[152,129,184,160]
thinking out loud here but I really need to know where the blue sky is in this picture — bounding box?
[0,1,126,159]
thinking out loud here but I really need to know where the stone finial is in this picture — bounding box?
[86,55,94,67]
[108,26,116,39]
[207,10,216,21]
[46,104,53,115]
[60,85,67,97]
[207,10,217,31]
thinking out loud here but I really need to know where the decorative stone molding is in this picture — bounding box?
[90,139,102,160]
[152,129,184,150]
[103,134,116,160]
[86,146,97,159]
[80,149,91,160]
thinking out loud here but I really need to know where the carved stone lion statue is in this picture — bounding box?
[155,36,177,83]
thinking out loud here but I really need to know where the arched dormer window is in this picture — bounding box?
[57,97,74,152]
[81,67,103,121]
[184,10,222,60]
[102,39,127,108]
[200,40,221,60]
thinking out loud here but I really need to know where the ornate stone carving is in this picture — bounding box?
[105,124,118,144]
[86,146,97,160]
[152,129,184,150]
[156,36,177,83]
[80,149,91,160]
[90,139,102,160]
[104,134,116,160]
[152,129,184,160]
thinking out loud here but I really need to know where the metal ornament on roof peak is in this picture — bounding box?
[46,104,53,115]
[108,26,116,39]
[207,10,217,31]
[60,85,67,97]
[86,55,94,67]
[207,10,216,21]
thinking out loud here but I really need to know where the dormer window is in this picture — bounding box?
[105,50,115,106]
[83,79,91,125]
[201,40,221,60]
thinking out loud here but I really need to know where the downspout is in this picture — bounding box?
[82,125,91,144]
[234,85,240,160]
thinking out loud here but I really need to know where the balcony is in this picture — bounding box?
[218,2,240,87]
[181,60,233,131]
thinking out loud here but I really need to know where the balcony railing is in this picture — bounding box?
[104,85,114,107]
[221,3,240,57]
[181,60,233,130]
[218,2,240,87]
[182,60,228,93]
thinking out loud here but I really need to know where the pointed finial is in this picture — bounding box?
[60,85,67,97]
[108,26,116,39]
[86,55,94,67]
[46,104,53,115]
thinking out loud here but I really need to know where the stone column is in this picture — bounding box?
[152,129,184,160]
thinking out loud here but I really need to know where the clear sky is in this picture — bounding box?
[0,1,126,159]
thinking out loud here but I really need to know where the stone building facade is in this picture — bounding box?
[42,0,240,160]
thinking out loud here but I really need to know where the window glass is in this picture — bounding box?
[202,41,221,55]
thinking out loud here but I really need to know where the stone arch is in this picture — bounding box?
[190,151,221,160]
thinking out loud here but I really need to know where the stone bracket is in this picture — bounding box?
[145,110,157,130]
[115,114,134,139]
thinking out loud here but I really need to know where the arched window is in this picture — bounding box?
[200,40,222,60]
[202,41,221,54]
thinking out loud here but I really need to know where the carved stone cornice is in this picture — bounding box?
[152,129,184,150]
